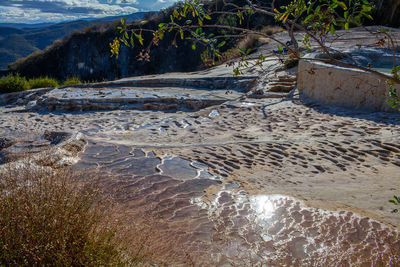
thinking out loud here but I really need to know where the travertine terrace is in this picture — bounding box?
[1,28,400,265]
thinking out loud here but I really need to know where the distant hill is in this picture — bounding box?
[9,0,400,81]
[7,0,283,82]
[0,23,54,29]
[0,12,150,69]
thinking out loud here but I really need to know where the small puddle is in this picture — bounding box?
[209,109,219,118]
[74,142,216,181]
[158,155,198,180]
[192,186,400,265]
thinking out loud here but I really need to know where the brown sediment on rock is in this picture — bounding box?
[2,28,400,264]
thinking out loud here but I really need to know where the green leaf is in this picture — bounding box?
[362,13,373,20]
[217,41,226,48]
[336,1,347,10]
[130,34,134,47]
[307,2,315,14]
[134,32,144,46]
[362,5,372,12]
[330,24,336,35]
[304,14,313,22]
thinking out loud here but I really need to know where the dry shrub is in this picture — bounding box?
[0,162,157,266]
[216,34,259,64]
[260,25,285,36]
[218,27,284,64]
[237,34,260,51]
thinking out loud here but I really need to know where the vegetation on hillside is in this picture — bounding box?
[9,0,400,82]
[8,1,290,81]
[28,76,59,89]
[62,77,83,86]
[0,73,29,94]
[0,74,87,94]
[0,12,148,70]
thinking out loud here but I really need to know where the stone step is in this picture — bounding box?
[84,76,257,91]
[247,91,288,99]
[276,75,297,82]
[269,81,297,86]
[32,85,244,112]
[267,84,296,93]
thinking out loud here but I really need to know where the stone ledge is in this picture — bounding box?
[298,58,400,112]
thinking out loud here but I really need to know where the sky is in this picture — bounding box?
[0,0,179,24]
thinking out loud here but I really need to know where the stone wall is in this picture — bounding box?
[297,60,400,112]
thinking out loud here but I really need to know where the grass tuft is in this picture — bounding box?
[28,76,60,89]
[0,73,29,94]
[62,77,83,86]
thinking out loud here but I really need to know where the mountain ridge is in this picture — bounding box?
[0,11,151,69]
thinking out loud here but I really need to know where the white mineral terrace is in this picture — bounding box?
[1,28,400,265]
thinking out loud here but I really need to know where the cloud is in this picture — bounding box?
[0,0,149,23]
[138,0,178,10]
[0,0,181,23]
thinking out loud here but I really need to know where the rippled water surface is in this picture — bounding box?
[74,141,400,265]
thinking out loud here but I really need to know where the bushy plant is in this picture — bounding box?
[0,163,149,266]
[28,76,59,89]
[62,77,82,86]
[0,73,29,94]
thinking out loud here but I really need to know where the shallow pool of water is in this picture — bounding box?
[73,141,400,265]
[374,67,393,74]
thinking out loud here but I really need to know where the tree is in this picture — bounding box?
[112,0,400,110]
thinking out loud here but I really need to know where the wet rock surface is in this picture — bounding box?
[1,58,400,264]
[0,131,86,165]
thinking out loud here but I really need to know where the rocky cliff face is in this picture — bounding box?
[373,0,400,27]
[9,22,205,81]
[9,0,287,81]
[9,0,399,81]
